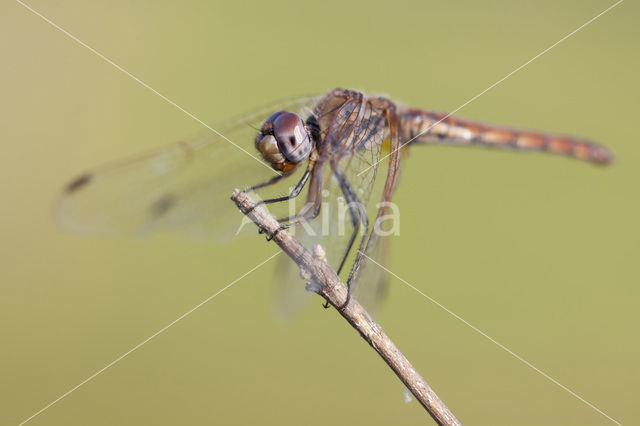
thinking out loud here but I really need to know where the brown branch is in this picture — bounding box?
[231,190,461,426]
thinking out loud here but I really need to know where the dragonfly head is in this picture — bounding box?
[255,111,312,174]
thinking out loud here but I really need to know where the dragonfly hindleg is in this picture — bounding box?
[332,164,369,309]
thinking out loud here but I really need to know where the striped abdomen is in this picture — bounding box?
[398,108,613,164]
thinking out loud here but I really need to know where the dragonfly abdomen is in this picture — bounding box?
[399,108,613,164]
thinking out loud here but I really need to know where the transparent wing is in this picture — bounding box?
[55,96,316,241]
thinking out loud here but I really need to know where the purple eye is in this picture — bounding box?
[271,112,312,163]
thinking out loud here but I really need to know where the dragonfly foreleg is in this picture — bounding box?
[254,168,311,207]
[254,160,318,240]
[243,173,288,193]
[274,167,323,228]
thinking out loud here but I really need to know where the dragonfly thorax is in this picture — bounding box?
[255,111,312,174]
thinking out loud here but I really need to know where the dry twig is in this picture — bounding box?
[231,189,461,426]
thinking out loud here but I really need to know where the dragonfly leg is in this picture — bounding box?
[256,168,311,207]
[255,160,318,240]
[242,173,291,233]
[244,173,288,192]
[272,198,322,233]
[272,161,324,230]
[267,200,323,243]
[263,195,320,242]
[332,165,369,309]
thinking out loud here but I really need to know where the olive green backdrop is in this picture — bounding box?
[1,1,637,425]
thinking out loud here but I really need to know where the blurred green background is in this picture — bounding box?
[1,1,638,425]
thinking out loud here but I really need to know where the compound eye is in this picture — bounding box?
[272,112,312,163]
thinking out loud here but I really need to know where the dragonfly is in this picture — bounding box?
[56,88,613,311]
